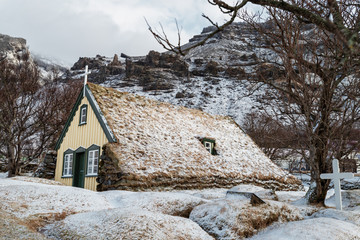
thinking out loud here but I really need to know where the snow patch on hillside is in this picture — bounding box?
[104,76,265,126]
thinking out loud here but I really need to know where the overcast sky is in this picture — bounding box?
[0,0,260,66]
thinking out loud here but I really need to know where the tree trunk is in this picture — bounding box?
[308,127,331,204]
[6,145,19,178]
[7,158,16,178]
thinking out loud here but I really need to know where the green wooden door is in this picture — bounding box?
[73,152,85,188]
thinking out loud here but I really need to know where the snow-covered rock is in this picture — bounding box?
[0,178,110,219]
[228,184,278,200]
[0,33,27,63]
[189,199,302,239]
[45,208,214,240]
[326,190,360,209]
[249,218,360,240]
[341,177,360,190]
[100,191,210,217]
[179,188,229,200]
[312,208,360,226]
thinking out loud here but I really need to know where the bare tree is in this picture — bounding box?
[242,112,302,162]
[149,0,360,205]
[243,8,360,204]
[148,0,359,56]
[0,54,82,177]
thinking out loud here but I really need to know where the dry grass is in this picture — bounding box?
[235,204,302,238]
[0,209,48,240]
[26,210,75,232]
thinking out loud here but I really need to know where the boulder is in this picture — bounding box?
[100,191,210,217]
[228,184,278,201]
[325,190,360,209]
[190,199,302,239]
[249,218,360,240]
[341,177,360,190]
[71,56,106,70]
[45,208,214,240]
[312,208,360,226]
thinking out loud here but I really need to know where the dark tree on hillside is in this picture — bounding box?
[149,0,360,205]
[242,112,303,162]
[0,54,81,177]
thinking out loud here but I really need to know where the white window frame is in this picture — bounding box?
[87,149,99,175]
[63,153,73,176]
[80,106,87,125]
[204,142,212,153]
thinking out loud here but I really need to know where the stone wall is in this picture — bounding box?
[33,151,57,179]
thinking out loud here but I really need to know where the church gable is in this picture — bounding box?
[54,85,116,190]
[55,87,116,151]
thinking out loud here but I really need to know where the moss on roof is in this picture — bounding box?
[88,83,301,190]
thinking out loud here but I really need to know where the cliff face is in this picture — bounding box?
[0,33,68,80]
[0,33,27,62]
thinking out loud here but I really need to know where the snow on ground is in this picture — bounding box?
[0,177,110,219]
[2,174,360,239]
[45,208,214,240]
[0,209,47,240]
[249,218,360,240]
[0,172,7,178]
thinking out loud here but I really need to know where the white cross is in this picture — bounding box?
[83,65,90,97]
[320,159,354,210]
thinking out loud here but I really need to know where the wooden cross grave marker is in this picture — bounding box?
[83,65,90,97]
[320,159,354,210]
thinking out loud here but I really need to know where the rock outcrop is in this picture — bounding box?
[0,33,28,63]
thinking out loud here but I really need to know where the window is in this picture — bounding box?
[63,153,73,176]
[79,104,87,125]
[200,137,216,155]
[204,142,212,153]
[87,149,99,175]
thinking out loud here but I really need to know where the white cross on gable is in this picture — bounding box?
[83,65,90,97]
[320,159,354,210]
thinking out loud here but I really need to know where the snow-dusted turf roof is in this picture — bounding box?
[88,83,301,190]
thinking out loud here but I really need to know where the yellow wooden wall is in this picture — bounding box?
[54,96,109,191]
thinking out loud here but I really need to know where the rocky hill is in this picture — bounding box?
[0,33,67,81]
[0,33,27,62]
[68,22,280,126]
